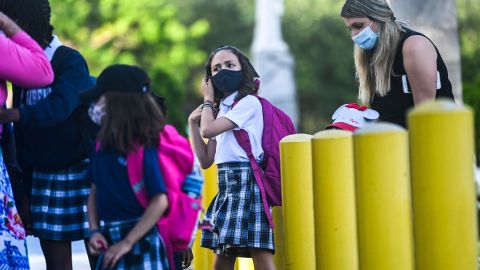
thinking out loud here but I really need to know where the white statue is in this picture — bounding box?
[252,0,287,52]
[251,0,299,126]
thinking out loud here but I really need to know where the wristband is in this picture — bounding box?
[203,100,214,106]
[202,103,217,112]
[201,103,213,110]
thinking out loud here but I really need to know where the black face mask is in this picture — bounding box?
[211,69,244,96]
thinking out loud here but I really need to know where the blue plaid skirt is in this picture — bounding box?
[30,160,90,241]
[97,219,169,270]
[201,162,274,257]
[0,149,29,269]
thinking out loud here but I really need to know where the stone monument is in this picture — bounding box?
[251,0,299,126]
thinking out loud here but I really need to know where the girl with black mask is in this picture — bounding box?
[188,46,276,270]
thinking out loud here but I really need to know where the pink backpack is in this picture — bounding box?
[233,95,296,228]
[126,125,201,268]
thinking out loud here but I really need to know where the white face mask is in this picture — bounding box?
[88,103,105,125]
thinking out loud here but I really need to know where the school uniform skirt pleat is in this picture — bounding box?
[30,160,90,241]
[97,219,169,270]
[201,161,274,257]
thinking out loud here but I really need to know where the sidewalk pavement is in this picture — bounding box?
[27,237,91,270]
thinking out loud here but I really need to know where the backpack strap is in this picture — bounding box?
[126,145,149,208]
[126,143,176,267]
[232,95,275,229]
[233,130,274,229]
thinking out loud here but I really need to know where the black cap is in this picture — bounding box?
[80,64,151,103]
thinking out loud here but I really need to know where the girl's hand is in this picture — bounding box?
[88,232,108,256]
[0,108,20,123]
[102,240,133,269]
[201,77,214,102]
[181,248,194,269]
[188,105,202,125]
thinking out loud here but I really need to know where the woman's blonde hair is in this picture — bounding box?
[341,0,408,104]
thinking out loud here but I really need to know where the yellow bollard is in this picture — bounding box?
[408,100,477,270]
[280,134,316,270]
[235,258,254,270]
[312,130,358,270]
[272,207,285,270]
[353,123,414,270]
[193,163,218,270]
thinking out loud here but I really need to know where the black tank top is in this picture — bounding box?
[370,29,454,128]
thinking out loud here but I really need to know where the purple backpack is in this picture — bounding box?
[233,95,296,228]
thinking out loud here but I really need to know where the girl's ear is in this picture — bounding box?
[332,104,348,120]
[364,109,380,120]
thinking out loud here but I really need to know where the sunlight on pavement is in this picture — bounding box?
[27,237,91,270]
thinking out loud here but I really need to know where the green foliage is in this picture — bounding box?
[283,3,357,132]
[175,0,256,111]
[176,0,357,133]
[46,0,479,146]
[457,0,480,165]
[49,0,209,133]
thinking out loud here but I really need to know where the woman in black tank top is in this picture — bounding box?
[340,0,454,128]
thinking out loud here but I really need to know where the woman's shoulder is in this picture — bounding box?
[399,28,434,52]
[402,34,436,60]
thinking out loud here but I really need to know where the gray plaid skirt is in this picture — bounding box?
[30,160,90,241]
[97,219,169,270]
[201,161,274,257]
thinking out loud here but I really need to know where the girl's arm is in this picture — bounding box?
[199,77,237,138]
[102,193,168,269]
[0,12,54,88]
[87,184,108,255]
[188,105,216,169]
[403,35,438,105]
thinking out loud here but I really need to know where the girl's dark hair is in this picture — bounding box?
[97,92,166,155]
[204,45,260,105]
[1,0,54,48]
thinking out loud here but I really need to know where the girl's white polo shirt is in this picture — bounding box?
[214,92,264,164]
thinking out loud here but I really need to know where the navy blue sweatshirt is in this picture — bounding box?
[13,44,94,170]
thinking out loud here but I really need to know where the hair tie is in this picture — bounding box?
[254,79,261,90]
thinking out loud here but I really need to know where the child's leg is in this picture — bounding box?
[213,254,236,270]
[250,248,276,270]
[84,238,99,269]
[39,239,72,270]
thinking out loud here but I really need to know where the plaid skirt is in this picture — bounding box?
[201,162,274,257]
[30,160,90,241]
[97,219,169,270]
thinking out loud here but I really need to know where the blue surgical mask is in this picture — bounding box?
[352,22,379,50]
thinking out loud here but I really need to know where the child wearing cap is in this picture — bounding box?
[84,65,170,269]
[326,103,379,131]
